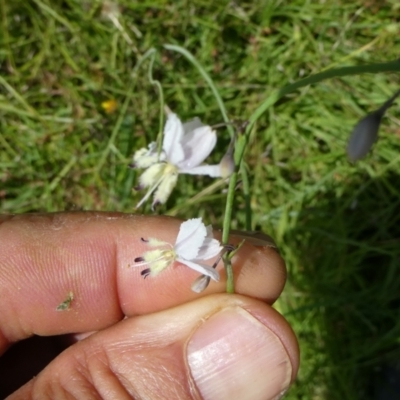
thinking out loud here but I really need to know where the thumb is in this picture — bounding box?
[10,294,299,400]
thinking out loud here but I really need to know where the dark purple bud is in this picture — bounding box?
[347,89,400,162]
[347,112,382,162]
[141,268,151,278]
[134,256,144,263]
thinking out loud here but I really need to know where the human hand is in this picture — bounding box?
[0,212,299,399]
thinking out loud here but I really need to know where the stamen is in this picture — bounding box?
[141,268,151,278]
[135,172,166,209]
[140,238,149,243]
[151,200,160,212]
[210,258,220,269]
[134,256,144,262]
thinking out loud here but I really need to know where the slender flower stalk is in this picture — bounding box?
[132,218,223,288]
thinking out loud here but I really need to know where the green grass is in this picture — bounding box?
[1,0,400,398]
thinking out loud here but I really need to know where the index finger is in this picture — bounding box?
[0,212,285,350]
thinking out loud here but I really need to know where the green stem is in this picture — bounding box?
[224,256,235,293]
[240,162,252,231]
[221,171,238,244]
[221,170,238,293]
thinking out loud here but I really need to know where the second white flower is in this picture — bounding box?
[132,108,232,209]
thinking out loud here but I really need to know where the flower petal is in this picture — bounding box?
[174,218,206,260]
[163,112,185,165]
[205,224,213,238]
[177,258,220,281]
[177,126,217,169]
[195,238,223,260]
[180,163,222,177]
[182,117,204,134]
[191,275,211,293]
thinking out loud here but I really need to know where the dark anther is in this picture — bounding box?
[134,257,144,263]
[151,201,160,212]
[140,238,149,243]
[141,268,151,278]
[210,260,219,270]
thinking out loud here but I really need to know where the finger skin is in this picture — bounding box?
[8,294,299,400]
[0,212,286,351]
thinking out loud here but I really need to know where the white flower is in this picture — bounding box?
[132,108,233,209]
[133,218,223,285]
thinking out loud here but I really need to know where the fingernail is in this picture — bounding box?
[187,307,292,400]
[230,230,278,250]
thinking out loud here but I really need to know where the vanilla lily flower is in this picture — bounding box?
[132,108,233,209]
[133,218,223,286]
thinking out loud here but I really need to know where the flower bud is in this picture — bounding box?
[219,152,235,178]
[346,89,400,162]
[346,111,382,162]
